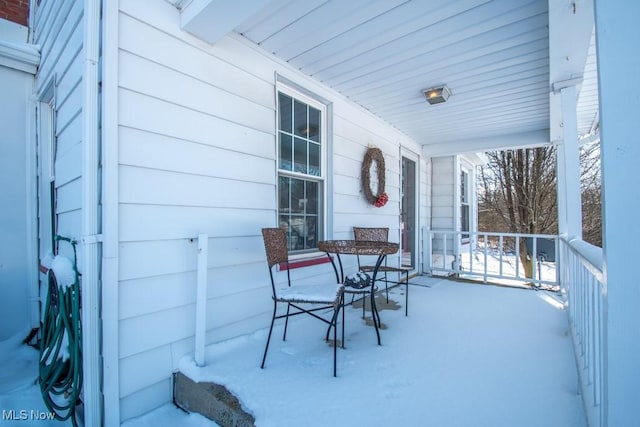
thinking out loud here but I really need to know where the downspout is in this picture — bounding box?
[101,0,120,424]
[81,0,102,424]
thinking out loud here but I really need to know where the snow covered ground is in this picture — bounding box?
[1,277,585,427]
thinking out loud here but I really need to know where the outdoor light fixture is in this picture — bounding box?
[422,85,451,105]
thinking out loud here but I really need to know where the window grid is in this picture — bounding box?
[277,90,324,253]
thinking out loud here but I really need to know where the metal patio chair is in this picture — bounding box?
[353,227,410,316]
[260,227,344,376]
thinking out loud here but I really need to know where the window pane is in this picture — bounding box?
[287,215,305,250]
[290,177,305,213]
[309,142,320,176]
[279,134,292,171]
[306,180,318,214]
[279,176,290,212]
[279,93,292,133]
[461,204,470,232]
[278,176,320,251]
[305,216,318,249]
[294,137,307,174]
[309,107,320,142]
[293,100,307,138]
[460,171,468,203]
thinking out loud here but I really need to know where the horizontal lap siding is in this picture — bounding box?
[431,156,455,230]
[32,1,84,264]
[117,0,425,420]
[431,156,456,255]
[333,115,403,238]
[117,3,278,420]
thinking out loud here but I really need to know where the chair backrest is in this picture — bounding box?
[262,228,289,267]
[353,227,389,242]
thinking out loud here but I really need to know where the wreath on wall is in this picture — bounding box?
[361,147,389,208]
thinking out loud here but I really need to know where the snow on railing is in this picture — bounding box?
[423,229,559,289]
[560,238,605,427]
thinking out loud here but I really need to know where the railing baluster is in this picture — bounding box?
[515,237,520,278]
[442,233,447,270]
[499,235,504,277]
[559,238,604,427]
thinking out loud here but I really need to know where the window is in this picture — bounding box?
[277,89,325,253]
[460,170,470,234]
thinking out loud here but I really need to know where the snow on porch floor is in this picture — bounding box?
[144,277,586,427]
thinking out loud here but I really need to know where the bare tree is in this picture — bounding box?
[479,142,603,279]
[580,141,602,246]
[479,146,558,278]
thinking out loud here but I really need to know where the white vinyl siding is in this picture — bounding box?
[32,0,85,265]
[106,0,426,421]
[0,64,33,339]
[431,156,456,230]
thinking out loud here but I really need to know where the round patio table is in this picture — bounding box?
[318,240,399,346]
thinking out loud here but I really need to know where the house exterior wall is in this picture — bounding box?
[428,154,482,270]
[0,58,32,340]
[31,0,85,265]
[112,1,426,421]
[430,156,456,231]
[430,156,456,262]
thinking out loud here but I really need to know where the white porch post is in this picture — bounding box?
[595,0,640,425]
[556,84,583,240]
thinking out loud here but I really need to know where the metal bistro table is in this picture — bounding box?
[318,239,400,346]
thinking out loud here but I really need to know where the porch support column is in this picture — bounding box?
[555,84,582,240]
[595,0,640,425]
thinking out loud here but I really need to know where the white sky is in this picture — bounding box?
[1,278,586,427]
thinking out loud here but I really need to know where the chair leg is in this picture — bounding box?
[405,272,409,316]
[384,272,389,303]
[283,303,291,341]
[261,301,277,369]
[370,290,381,345]
[332,304,340,377]
[341,294,346,349]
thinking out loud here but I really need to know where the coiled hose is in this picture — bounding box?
[39,235,83,426]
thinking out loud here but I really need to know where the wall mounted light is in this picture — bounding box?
[422,85,451,105]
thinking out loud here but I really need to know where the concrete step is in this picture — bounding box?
[173,372,255,427]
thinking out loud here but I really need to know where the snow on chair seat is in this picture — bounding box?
[261,227,344,377]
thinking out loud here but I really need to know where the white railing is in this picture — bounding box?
[560,238,605,427]
[423,229,559,288]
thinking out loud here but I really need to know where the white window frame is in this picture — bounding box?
[276,84,328,256]
[460,168,471,236]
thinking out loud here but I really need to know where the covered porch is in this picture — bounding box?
[127,1,634,425]
[137,276,585,426]
[6,0,635,425]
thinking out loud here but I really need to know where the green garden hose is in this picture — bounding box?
[39,235,83,426]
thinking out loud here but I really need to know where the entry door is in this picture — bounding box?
[401,155,417,269]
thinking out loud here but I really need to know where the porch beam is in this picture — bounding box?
[180,0,272,45]
[421,129,550,157]
[595,0,640,425]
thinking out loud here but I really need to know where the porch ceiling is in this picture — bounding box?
[174,0,597,155]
